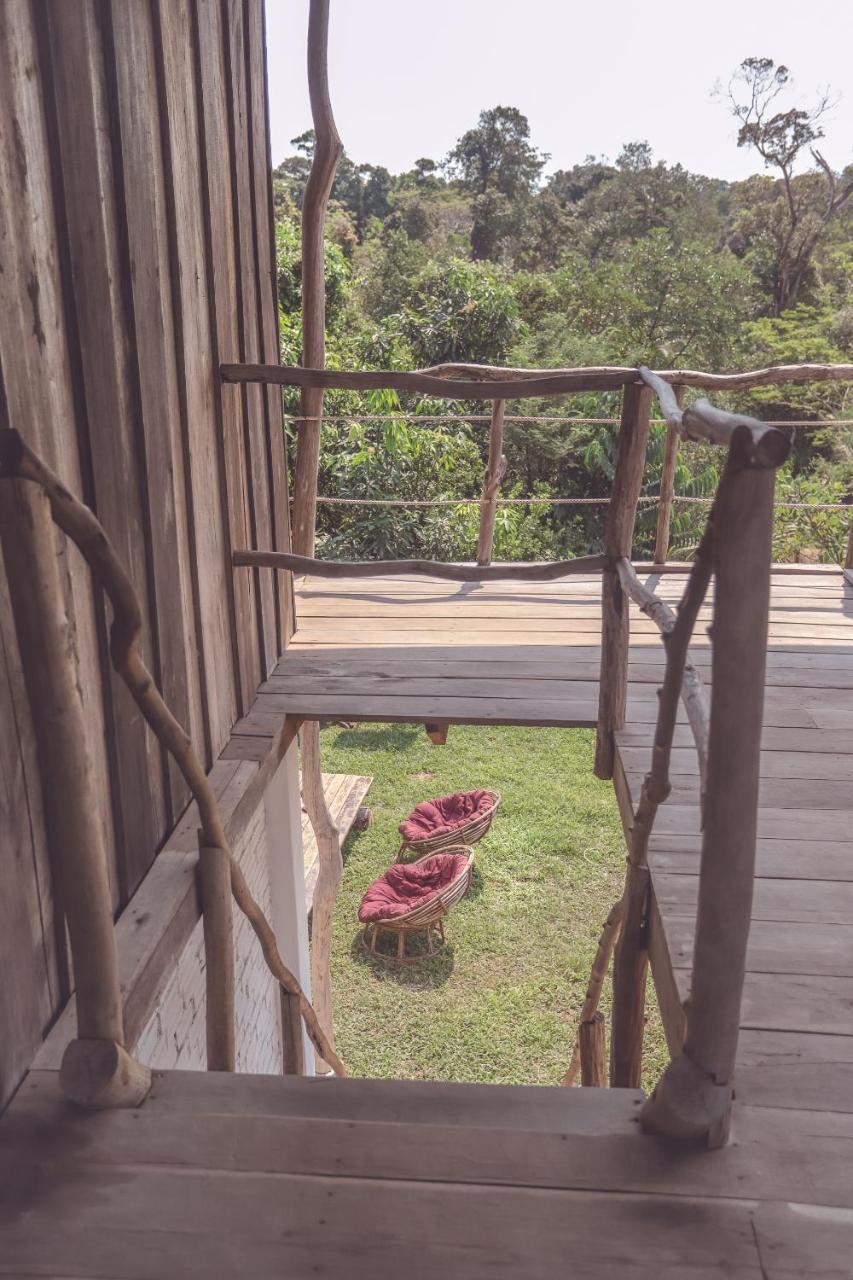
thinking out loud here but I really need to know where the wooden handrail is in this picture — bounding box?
[233,549,607,580]
[221,359,853,398]
[638,366,792,468]
[0,428,346,1079]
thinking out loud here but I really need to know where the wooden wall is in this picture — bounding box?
[0,0,291,1110]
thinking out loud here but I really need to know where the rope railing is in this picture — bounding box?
[284,413,853,428]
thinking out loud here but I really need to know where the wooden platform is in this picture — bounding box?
[3,1067,853,1277]
[4,566,852,1274]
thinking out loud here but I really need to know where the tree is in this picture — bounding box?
[445,107,548,259]
[725,57,853,312]
[389,259,524,366]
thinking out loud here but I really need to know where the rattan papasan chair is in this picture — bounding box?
[397,788,500,860]
[358,846,474,962]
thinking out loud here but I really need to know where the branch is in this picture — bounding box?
[615,558,710,791]
[233,549,607,581]
[0,429,346,1078]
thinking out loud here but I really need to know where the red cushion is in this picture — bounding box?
[399,789,493,844]
[358,851,470,923]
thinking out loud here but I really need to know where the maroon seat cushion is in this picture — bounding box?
[358,851,470,923]
[399,789,493,844]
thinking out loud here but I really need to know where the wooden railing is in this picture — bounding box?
[0,428,345,1108]
[227,356,851,1145]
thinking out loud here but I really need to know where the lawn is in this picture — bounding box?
[319,721,668,1091]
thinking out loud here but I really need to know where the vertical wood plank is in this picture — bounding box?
[193,0,262,713]
[224,0,278,673]
[0,568,59,1108]
[154,0,239,760]
[246,0,294,648]
[42,0,168,892]
[106,0,205,811]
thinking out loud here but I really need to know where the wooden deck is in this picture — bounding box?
[3,566,852,1274]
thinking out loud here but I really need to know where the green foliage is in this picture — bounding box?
[388,258,525,367]
[273,96,852,566]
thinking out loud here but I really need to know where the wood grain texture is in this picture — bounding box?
[194,0,262,713]
[223,358,853,397]
[44,0,167,893]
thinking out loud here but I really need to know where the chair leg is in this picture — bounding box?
[397,929,405,959]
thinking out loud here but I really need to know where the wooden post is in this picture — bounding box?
[0,478,150,1108]
[263,741,314,1075]
[477,399,506,566]
[609,861,650,1089]
[290,0,342,557]
[845,516,853,572]
[579,1011,607,1087]
[595,382,652,779]
[641,442,776,1144]
[562,894,623,1087]
[197,836,236,1071]
[300,719,342,1073]
[653,386,683,564]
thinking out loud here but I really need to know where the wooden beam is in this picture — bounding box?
[290,0,342,557]
[477,400,506,566]
[233,549,607,581]
[595,383,652,779]
[221,359,853,398]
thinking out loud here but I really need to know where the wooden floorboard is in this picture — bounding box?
[2,1070,853,1277]
[7,568,838,1273]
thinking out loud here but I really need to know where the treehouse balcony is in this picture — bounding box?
[3,0,853,1276]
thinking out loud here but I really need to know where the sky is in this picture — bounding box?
[265,0,852,182]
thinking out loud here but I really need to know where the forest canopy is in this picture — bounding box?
[273,59,852,563]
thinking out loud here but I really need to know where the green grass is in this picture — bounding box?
[319,722,668,1091]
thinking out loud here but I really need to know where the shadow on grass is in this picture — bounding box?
[349,928,456,988]
[334,723,421,752]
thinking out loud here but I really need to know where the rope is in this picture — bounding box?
[302,494,851,512]
[284,413,853,429]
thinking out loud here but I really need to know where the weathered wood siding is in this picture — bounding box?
[0,0,291,1110]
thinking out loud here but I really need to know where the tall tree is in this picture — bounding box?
[726,57,853,313]
[445,107,548,259]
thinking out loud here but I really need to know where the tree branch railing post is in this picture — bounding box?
[0,476,151,1108]
[0,429,346,1081]
[845,516,853,576]
[595,382,652,779]
[290,0,342,560]
[477,399,507,566]
[653,385,684,564]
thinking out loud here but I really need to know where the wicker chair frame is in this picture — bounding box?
[361,845,475,963]
[397,789,500,860]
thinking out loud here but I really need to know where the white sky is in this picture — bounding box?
[265,0,852,182]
